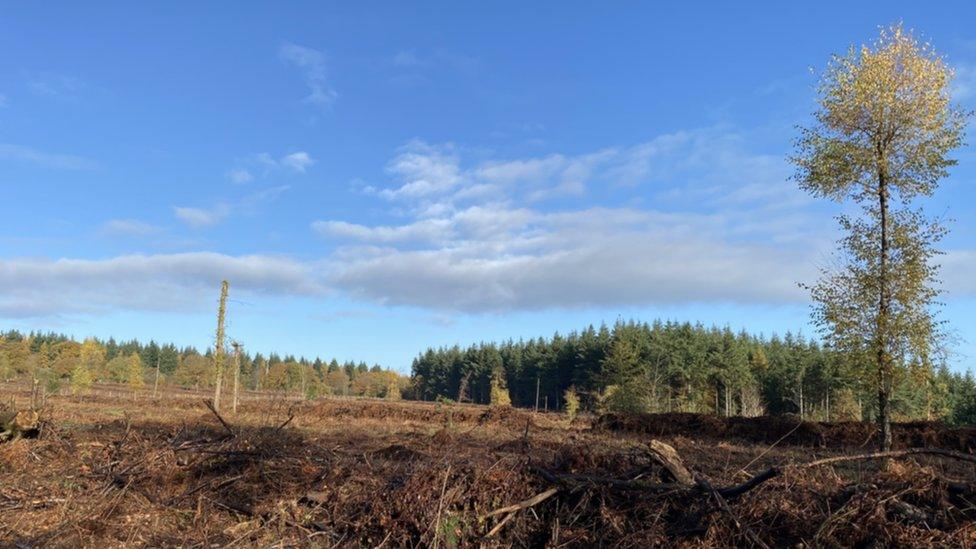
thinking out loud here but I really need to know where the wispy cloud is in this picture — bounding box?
[174,185,290,229]
[25,72,87,99]
[100,219,163,237]
[174,204,231,228]
[0,144,97,170]
[242,151,315,176]
[315,127,830,312]
[392,50,427,69]
[279,43,337,110]
[227,168,254,184]
[239,185,291,213]
[229,151,316,181]
[387,49,479,86]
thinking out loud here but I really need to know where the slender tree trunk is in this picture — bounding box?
[798,381,804,420]
[232,343,241,414]
[825,390,830,422]
[534,377,540,413]
[213,280,229,412]
[152,355,160,399]
[877,177,893,452]
[725,384,731,417]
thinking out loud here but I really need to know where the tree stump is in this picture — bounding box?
[0,409,40,442]
[648,439,695,486]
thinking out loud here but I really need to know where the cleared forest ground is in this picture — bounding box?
[1,384,975,547]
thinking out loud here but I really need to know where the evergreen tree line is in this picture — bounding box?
[0,330,409,400]
[411,320,976,425]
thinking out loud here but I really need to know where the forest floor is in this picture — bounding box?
[1,383,975,547]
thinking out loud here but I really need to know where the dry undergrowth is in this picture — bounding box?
[0,386,974,547]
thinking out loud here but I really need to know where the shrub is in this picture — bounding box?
[489,372,512,406]
[564,386,580,421]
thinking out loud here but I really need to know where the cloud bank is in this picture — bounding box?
[0,253,326,318]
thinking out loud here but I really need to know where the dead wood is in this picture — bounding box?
[202,398,235,437]
[695,472,769,549]
[648,439,695,486]
[802,447,976,468]
[483,487,560,537]
[0,409,40,442]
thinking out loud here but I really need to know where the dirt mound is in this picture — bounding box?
[595,412,976,451]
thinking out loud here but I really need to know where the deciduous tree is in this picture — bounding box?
[793,24,967,450]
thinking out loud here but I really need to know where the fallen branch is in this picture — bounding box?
[533,465,779,499]
[695,472,769,549]
[719,467,781,500]
[202,398,235,437]
[528,441,974,545]
[275,413,295,432]
[484,487,560,519]
[483,487,559,537]
[531,467,686,493]
[485,510,517,538]
[802,448,976,468]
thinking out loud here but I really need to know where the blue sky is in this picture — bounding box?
[2,3,976,372]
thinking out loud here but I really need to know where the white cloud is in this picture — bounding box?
[281,151,315,173]
[328,233,812,312]
[313,128,837,312]
[279,43,337,109]
[173,204,231,228]
[366,128,805,214]
[231,151,315,180]
[0,144,97,170]
[379,142,463,200]
[100,219,162,237]
[227,168,253,184]
[0,253,326,319]
[313,218,453,245]
[321,204,821,312]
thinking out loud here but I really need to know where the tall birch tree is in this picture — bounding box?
[793,24,967,451]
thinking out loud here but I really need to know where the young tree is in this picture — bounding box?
[793,24,967,451]
[212,280,229,411]
[126,353,145,390]
[489,367,512,406]
[70,361,93,396]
